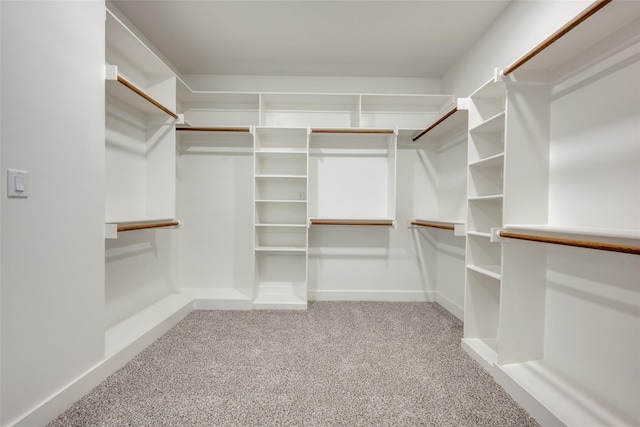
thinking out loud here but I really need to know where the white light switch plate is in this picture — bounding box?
[7,169,28,198]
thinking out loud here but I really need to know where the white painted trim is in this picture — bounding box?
[492,365,565,427]
[435,292,464,321]
[309,290,436,302]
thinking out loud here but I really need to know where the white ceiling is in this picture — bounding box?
[111,0,512,78]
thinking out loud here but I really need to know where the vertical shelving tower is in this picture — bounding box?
[253,127,309,309]
[462,78,506,369]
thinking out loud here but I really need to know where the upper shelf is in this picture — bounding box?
[105,66,178,119]
[502,1,640,80]
[106,8,174,86]
[411,98,469,143]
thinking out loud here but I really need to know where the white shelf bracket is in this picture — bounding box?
[456,97,470,111]
[105,64,118,81]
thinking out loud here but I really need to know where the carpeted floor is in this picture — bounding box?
[48,302,539,426]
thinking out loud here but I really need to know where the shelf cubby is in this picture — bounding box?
[260,93,359,128]
[360,94,454,129]
[468,82,506,127]
[467,198,502,235]
[177,84,260,127]
[466,233,502,277]
[463,268,501,368]
[468,153,504,199]
[255,225,307,250]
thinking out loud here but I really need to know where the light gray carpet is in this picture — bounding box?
[49,302,539,426]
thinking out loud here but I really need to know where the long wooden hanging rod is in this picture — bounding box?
[412,107,458,142]
[310,219,394,226]
[502,0,613,76]
[116,75,179,119]
[311,129,395,135]
[176,126,251,133]
[499,231,640,256]
[117,221,180,233]
[410,220,455,231]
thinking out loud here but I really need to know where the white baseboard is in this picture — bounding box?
[435,292,463,321]
[309,289,436,302]
[492,365,565,427]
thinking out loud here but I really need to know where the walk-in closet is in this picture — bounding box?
[1,0,638,425]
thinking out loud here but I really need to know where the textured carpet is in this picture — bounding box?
[49,302,539,426]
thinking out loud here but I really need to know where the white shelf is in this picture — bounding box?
[105,8,174,83]
[255,246,307,253]
[255,149,307,154]
[105,73,177,120]
[469,152,504,168]
[255,174,307,179]
[506,2,640,79]
[466,231,492,238]
[467,264,502,280]
[255,200,306,204]
[469,111,506,134]
[252,282,307,310]
[468,195,503,202]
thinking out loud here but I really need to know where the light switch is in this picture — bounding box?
[7,169,28,198]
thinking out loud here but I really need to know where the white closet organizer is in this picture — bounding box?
[308,128,397,227]
[464,2,640,426]
[408,97,469,235]
[253,127,309,309]
[105,9,179,234]
[462,78,506,369]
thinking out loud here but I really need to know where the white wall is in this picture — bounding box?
[0,2,105,425]
[441,0,591,97]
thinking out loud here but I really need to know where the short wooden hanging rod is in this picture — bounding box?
[499,231,640,256]
[117,221,180,233]
[176,126,251,133]
[311,128,395,135]
[310,219,394,226]
[502,0,613,76]
[116,75,179,119]
[410,220,455,231]
[412,107,458,142]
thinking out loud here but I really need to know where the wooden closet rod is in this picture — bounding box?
[410,220,455,231]
[117,221,180,232]
[116,75,179,119]
[176,126,250,133]
[412,107,458,142]
[502,0,613,76]
[499,231,640,255]
[311,129,395,135]
[310,219,394,226]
